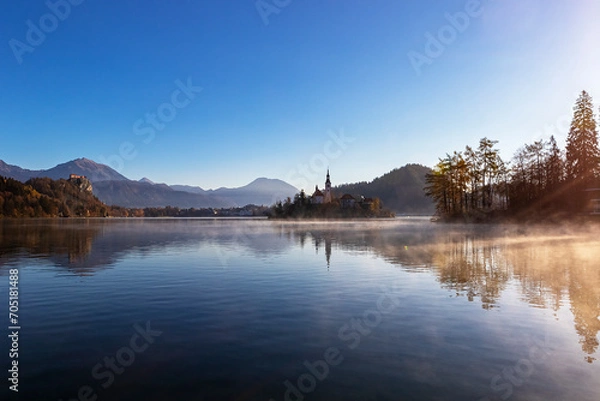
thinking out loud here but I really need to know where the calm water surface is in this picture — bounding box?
[1,218,599,401]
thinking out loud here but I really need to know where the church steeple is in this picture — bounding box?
[324,168,332,203]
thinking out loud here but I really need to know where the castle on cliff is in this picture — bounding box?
[68,174,93,193]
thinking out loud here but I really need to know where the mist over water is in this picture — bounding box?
[1,218,599,400]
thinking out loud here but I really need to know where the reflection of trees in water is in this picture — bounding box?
[500,238,600,361]
[433,235,511,309]
[361,227,600,361]
[301,223,600,361]
[1,220,94,255]
[0,220,100,274]
[565,244,600,362]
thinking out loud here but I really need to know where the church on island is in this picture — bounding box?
[310,169,371,209]
[311,169,333,204]
[270,169,391,218]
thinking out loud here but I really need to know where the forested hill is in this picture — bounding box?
[334,164,435,214]
[0,176,111,217]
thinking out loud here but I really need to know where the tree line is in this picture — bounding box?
[0,176,110,217]
[425,90,600,220]
[269,190,393,219]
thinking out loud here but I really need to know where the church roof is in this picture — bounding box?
[312,189,324,197]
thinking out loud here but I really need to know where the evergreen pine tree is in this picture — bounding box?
[565,91,600,186]
[545,135,563,193]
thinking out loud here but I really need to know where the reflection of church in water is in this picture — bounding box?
[313,233,333,269]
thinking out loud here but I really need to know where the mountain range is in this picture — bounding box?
[0,158,434,213]
[0,158,298,208]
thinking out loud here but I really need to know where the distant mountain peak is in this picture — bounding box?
[248,177,271,184]
[139,177,155,185]
[0,158,129,182]
[244,177,294,190]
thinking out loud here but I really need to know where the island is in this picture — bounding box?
[268,170,395,219]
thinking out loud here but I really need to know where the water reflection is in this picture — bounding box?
[0,219,102,274]
[303,222,600,363]
[1,218,598,362]
[313,233,333,268]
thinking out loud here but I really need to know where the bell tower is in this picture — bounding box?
[324,169,332,203]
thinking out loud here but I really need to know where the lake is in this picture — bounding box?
[1,218,599,401]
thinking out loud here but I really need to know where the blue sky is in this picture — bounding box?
[1,0,599,189]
